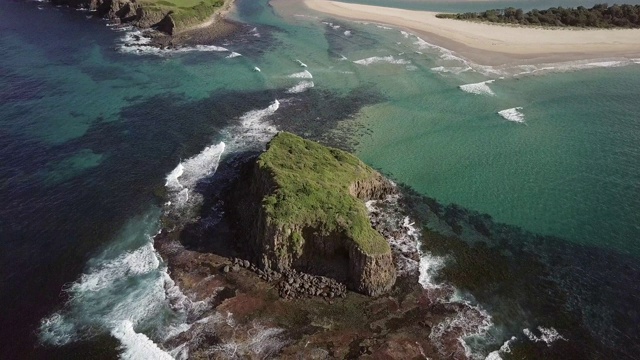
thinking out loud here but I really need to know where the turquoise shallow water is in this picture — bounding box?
[355,67,640,256]
[1,0,640,358]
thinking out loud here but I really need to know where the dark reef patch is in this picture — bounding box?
[396,184,640,359]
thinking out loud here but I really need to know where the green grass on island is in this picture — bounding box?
[257,132,390,255]
[437,3,640,28]
[140,0,225,30]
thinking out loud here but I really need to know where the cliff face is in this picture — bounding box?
[233,132,397,296]
[51,0,176,34]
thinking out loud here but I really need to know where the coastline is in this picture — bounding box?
[144,0,241,49]
[303,0,640,66]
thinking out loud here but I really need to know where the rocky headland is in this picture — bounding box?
[152,133,487,358]
[49,0,237,48]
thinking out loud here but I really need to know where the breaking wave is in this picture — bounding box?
[286,81,314,93]
[459,80,496,96]
[288,70,313,79]
[498,107,525,123]
[38,210,204,358]
[111,321,174,360]
[353,56,410,66]
[165,142,226,212]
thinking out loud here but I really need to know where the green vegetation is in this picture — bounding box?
[436,3,640,28]
[257,132,390,255]
[140,0,225,30]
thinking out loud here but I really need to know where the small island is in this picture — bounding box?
[437,3,640,28]
[232,132,397,296]
[153,132,481,358]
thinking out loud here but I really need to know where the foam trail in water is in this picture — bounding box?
[226,52,242,58]
[498,107,525,123]
[286,81,314,93]
[523,327,567,346]
[112,321,174,360]
[353,56,410,66]
[459,80,496,96]
[295,59,308,67]
[288,70,313,79]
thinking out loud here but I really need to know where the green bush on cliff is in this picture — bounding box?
[257,132,390,255]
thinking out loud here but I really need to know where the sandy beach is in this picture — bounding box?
[304,0,640,65]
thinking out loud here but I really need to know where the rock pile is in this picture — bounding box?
[277,269,347,300]
[223,258,346,300]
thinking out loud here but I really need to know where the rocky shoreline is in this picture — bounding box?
[47,0,239,50]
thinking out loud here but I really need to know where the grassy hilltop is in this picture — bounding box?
[257,132,391,255]
[139,0,225,30]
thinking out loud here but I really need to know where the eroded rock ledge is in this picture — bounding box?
[231,132,397,296]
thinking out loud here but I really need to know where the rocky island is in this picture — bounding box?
[232,132,396,296]
[152,132,485,358]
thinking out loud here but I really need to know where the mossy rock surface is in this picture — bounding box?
[257,132,390,255]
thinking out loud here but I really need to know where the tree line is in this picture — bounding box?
[436,3,640,28]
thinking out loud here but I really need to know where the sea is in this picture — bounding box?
[1,0,639,358]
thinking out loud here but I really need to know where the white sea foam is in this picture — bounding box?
[223,99,280,150]
[111,321,174,360]
[430,304,494,358]
[226,52,242,58]
[353,56,410,66]
[365,196,421,276]
[39,211,177,345]
[286,81,314,93]
[253,66,261,72]
[459,80,496,96]
[344,30,352,36]
[295,59,308,67]
[116,29,234,56]
[498,107,525,123]
[288,70,313,79]
[376,25,393,30]
[250,27,261,37]
[419,252,447,289]
[431,66,472,75]
[523,327,567,346]
[485,336,517,360]
[164,142,225,211]
[322,21,341,30]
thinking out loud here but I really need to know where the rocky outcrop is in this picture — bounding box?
[50,0,173,34]
[231,132,397,296]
